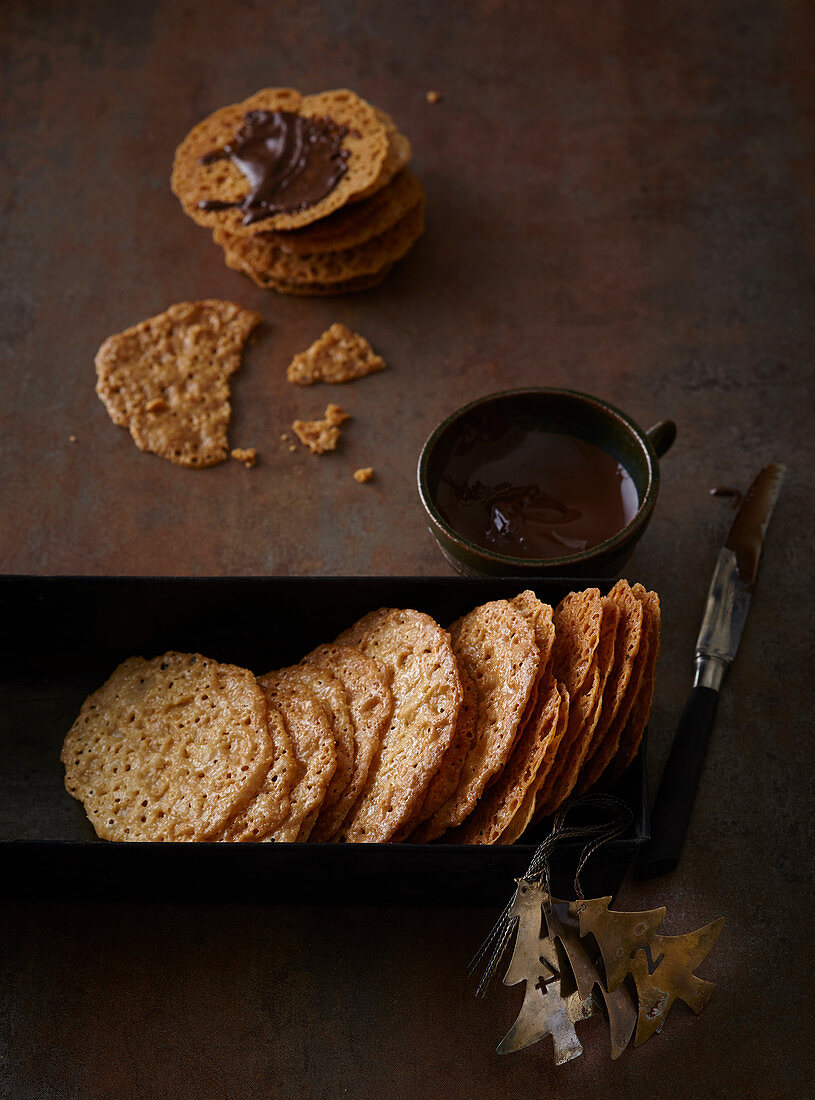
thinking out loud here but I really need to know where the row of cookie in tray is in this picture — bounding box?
[61,581,659,844]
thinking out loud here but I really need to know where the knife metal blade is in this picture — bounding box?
[694,463,786,691]
[636,463,786,878]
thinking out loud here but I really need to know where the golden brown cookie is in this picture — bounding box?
[172,88,389,235]
[62,652,273,842]
[498,684,570,845]
[335,608,462,842]
[230,265,393,297]
[266,169,422,256]
[398,665,477,841]
[301,643,393,841]
[574,580,645,795]
[452,671,563,845]
[348,108,412,202]
[95,300,261,468]
[286,323,385,385]
[214,199,424,286]
[275,663,355,831]
[292,404,350,454]
[447,593,557,845]
[410,598,540,843]
[506,591,557,769]
[211,703,298,842]
[258,671,337,842]
[601,586,661,784]
[534,593,620,818]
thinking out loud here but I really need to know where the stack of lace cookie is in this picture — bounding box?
[171,88,425,296]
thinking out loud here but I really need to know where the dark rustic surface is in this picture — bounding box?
[1,1,813,1096]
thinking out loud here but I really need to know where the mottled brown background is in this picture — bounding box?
[1,1,813,1096]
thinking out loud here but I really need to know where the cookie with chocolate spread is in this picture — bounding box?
[171,88,390,235]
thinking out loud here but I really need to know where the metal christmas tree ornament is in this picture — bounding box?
[472,794,723,1065]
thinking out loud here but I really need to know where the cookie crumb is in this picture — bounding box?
[287,323,385,385]
[69,435,77,443]
[231,447,257,468]
[281,433,289,441]
[145,397,167,414]
[288,444,297,453]
[353,467,374,483]
[292,404,350,455]
[426,90,441,104]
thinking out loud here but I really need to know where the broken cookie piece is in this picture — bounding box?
[95,300,262,468]
[292,404,350,454]
[231,447,257,468]
[353,467,374,483]
[286,323,385,385]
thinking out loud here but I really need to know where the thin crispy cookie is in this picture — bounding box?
[259,671,337,842]
[452,670,562,845]
[602,586,661,784]
[349,107,412,202]
[410,599,539,843]
[268,169,422,256]
[398,665,477,841]
[335,608,461,842]
[225,263,393,297]
[527,589,604,819]
[277,663,355,829]
[95,300,261,468]
[504,591,557,771]
[172,88,389,235]
[535,594,620,817]
[62,652,273,842]
[498,683,569,845]
[302,643,393,841]
[215,199,424,285]
[575,579,645,795]
[212,703,298,841]
[448,592,556,844]
[287,323,385,385]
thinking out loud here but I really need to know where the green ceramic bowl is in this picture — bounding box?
[417,388,676,578]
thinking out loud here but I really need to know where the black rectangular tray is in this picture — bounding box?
[0,576,649,905]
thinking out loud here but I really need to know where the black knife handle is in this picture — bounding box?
[635,686,720,879]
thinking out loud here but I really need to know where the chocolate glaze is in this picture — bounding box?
[434,425,639,560]
[724,462,785,587]
[199,109,350,225]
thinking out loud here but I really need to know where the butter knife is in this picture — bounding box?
[636,462,786,879]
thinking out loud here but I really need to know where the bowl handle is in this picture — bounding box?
[646,419,677,458]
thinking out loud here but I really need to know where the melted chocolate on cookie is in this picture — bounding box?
[199,109,350,224]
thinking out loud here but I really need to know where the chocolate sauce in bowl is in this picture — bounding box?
[434,425,639,561]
